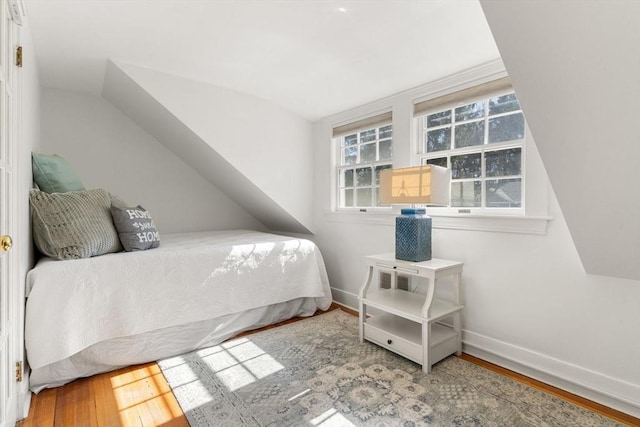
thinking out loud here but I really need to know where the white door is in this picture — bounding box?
[0,0,19,425]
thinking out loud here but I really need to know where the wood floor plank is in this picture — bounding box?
[92,368,126,427]
[110,365,149,426]
[133,364,183,427]
[148,369,190,427]
[53,377,98,427]
[19,387,57,427]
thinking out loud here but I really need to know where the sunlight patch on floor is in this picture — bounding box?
[108,365,190,425]
[311,408,356,426]
[288,388,311,401]
[199,338,284,391]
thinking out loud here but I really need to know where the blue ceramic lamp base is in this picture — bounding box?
[395,208,432,262]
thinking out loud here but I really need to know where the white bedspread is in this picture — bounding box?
[26,230,331,370]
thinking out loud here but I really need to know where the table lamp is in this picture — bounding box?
[379,165,450,262]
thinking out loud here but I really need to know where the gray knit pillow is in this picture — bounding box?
[30,188,122,260]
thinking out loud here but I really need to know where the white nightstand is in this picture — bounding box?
[358,253,464,373]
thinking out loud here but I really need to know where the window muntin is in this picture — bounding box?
[419,92,525,210]
[337,124,392,208]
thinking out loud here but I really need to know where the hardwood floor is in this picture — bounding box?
[18,362,188,427]
[18,303,639,427]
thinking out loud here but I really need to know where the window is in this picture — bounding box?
[416,89,525,211]
[334,113,393,208]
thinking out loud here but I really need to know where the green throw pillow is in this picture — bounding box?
[32,152,85,193]
[30,188,122,260]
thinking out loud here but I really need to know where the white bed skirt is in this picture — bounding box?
[30,296,323,392]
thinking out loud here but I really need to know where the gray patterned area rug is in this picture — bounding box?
[159,310,620,426]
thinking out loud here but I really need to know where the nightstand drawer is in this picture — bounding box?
[364,321,422,364]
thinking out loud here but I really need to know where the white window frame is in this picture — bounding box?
[324,61,551,235]
[335,119,393,210]
[416,88,526,216]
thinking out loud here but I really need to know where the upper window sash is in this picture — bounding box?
[419,93,525,155]
[334,113,393,209]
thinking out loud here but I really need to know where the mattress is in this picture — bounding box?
[25,230,332,391]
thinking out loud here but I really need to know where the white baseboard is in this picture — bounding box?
[17,378,31,421]
[330,287,359,312]
[463,330,640,418]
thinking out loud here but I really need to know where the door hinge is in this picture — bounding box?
[16,361,23,382]
[16,45,22,68]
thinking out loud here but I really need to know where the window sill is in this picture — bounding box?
[323,210,551,235]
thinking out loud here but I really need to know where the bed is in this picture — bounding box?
[25,229,332,392]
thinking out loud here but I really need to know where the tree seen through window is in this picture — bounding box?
[420,91,525,209]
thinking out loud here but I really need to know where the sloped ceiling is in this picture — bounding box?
[102,60,314,234]
[480,0,640,280]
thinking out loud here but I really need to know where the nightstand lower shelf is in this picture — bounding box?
[364,313,459,367]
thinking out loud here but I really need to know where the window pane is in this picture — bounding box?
[344,134,357,147]
[379,125,392,139]
[455,101,484,122]
[489,93,520,115]
[360,143,376,163]
[338,124,394,208]
[341,169,354,187]
[375,187,385,206]
[427,157,448,168]
[451,153,481,179]
[485,148,522,177]
[343,146,357,165]
[455,121,485,148]
[356,188,372,206]
[356,167,372,186]
[342,189,354,207]
[488,112,524,143]
[360,129,376,142]
[427,111,451,127]
[486,178,521,207]
[375,164,392,185]
[426,127,451,152]
[379,140,392,160]
[451,181,481,207]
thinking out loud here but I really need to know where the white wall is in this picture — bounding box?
[40,88,265,234]
[18,16,41,289]
[312,70,640,415]
[108,62,316,234]
[17,14,42,418]
[480,0,640,280]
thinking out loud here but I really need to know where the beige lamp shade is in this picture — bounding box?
[379,165,450,206]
